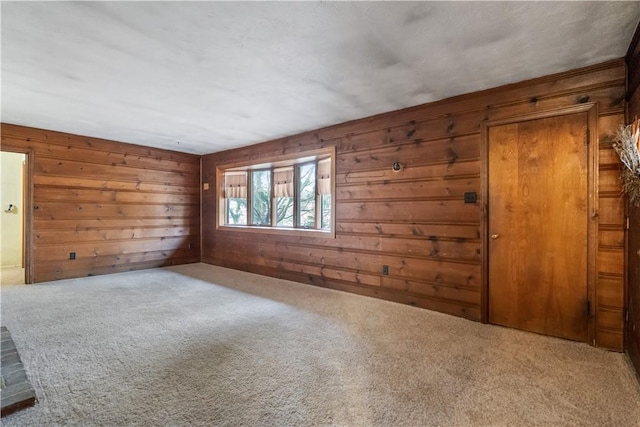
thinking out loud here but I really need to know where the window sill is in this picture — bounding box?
[217,225,335,238]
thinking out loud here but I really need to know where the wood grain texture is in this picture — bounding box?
[202,59,628,349]
[1,124,201,282]
[488,113,589,342]
[626,30,640,377]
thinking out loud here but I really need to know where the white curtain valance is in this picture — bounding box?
[317,158,332,195]
[274,167,294,198]
[224,171,247,198]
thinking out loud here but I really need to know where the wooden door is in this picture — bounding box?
[488,112,589,342]
[628,206,640,374]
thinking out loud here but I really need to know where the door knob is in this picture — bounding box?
[491,233,500,240]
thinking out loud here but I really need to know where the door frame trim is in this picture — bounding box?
[0,147,34,284]
[480,104,598,345]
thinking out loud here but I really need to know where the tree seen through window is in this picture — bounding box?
[221,154,332,232]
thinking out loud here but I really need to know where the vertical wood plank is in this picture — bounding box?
[625,30,640,371]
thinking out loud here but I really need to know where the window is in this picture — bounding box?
[251,170,271,226]
[274,167,294,227]
[218,148,334,236]
[224,171,247,225]
[297,163,316,228]
[318,158,332,230]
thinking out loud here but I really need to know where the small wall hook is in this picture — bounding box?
[4,204,18,213]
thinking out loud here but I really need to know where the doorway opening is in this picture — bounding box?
[1,151,27,285]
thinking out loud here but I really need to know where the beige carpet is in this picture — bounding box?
[1,263,639,426]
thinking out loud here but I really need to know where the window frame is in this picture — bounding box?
[216,147,335,238]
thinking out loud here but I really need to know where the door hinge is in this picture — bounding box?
[626,309,629,322]
[585,128,590,145]
[626,216,630,230]
[587,300,591,316]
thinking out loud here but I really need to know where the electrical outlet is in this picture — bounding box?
[69,252,76,260]
[464,192,478,204]
[382,265,389,275]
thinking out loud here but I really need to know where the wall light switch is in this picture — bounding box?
[203,183,210,191]
[464,192,477,204]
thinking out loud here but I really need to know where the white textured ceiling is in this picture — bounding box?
[2,2,640,155]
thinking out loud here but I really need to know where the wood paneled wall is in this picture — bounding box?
[1,124,201,282]
[626,28,640,374]
[202,59,628,350]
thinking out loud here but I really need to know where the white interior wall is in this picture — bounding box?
[0,152,25,268]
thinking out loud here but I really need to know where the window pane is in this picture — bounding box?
[298,163,316,228]
[275,197,294,227]
[321,194,331,230]
[220,151,333,234]
[227,198,247,225]
[251,170,271,225]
